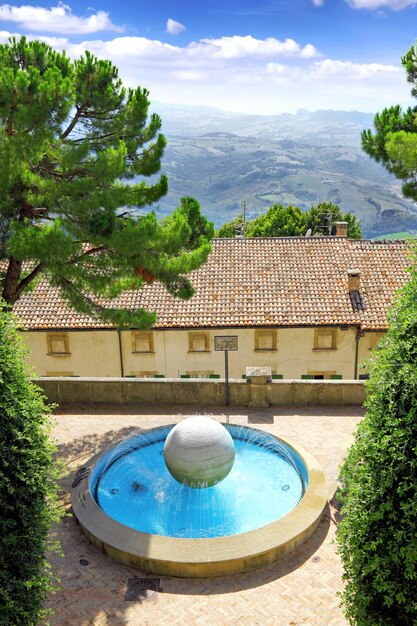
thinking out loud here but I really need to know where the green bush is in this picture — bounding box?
[0,306,62,625]
[337,246,417,625]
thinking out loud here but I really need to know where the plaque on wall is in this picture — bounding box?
[214,336,238,351]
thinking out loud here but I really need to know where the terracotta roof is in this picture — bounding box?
[12,237,411,331]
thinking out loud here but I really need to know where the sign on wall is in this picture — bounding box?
[214,336,238,351]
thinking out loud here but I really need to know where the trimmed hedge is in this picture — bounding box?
[0,307,62,625]
[337,246,417,625]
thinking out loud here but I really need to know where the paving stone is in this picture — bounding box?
[47,404,363,625]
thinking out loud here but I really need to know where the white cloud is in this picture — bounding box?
[0,30,411,114]
[171,70,202,81]
[312,0,324,6]
[0,2,123,34]
[196,35,319,60]
[166,18,186,35]
[266,62,288,74]
[300,43,319,58]
[312,58,401,78]
[347,0,416,9]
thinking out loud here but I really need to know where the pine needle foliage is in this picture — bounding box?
[0,37,213,327]
[337,245,417,625]
[362,40,417,202]
[0,304,63,625]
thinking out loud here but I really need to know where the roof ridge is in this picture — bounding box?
[213,236,409,244]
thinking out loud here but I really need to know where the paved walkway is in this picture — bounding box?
[47,405,363,626]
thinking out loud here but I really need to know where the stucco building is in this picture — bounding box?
[13,236,410,380]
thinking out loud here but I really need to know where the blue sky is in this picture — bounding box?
[0,1,416,114]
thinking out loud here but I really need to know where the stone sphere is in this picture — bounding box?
[164,416,235,488]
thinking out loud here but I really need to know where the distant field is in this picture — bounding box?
[147,104,417,235]
[373,232,417,240]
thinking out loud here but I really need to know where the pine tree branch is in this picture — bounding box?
[58,275,109,319]
[15,263,45,297]
[60,105,85,140]
[76,246,105,259]
[14,248,105,299]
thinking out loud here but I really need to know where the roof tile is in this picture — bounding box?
[11,237,411,331]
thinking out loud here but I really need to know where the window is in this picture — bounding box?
[47,333,70,356]
[185,370,214,378]
[254,329,277,351]
[302,371,337,380]
[130,370,159,378]
[131,331,154,353]
[313,329,337,350]
[45,371,75,377]
[188,332,210,352]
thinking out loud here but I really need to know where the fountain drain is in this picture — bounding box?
[125,577,160,601]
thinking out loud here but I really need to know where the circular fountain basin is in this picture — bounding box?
[72,423,327,577]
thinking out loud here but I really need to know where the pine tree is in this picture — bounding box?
[0,37,213,327]
[362,40,417,202]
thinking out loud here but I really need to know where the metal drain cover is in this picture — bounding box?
[125,577,160,601]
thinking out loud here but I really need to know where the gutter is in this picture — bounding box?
[117,330,124,378]
[354,325,362,380]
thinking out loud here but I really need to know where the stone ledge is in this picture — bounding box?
[33,378,366,406]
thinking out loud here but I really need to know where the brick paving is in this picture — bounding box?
[47,405,363,626]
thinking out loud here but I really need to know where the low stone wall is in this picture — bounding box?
[34,377,366,407]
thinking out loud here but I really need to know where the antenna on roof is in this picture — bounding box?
[305,228,312,237]
[234,199,247,238]
[315,211,333,236]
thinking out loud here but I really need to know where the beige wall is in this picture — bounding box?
[22,326,385,380]
[23,330,120,377]
[358,330,385,377]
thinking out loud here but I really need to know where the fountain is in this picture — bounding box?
[72,417,327,576]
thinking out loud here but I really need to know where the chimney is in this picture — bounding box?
[334,221,348,237]
[348,269,360,292]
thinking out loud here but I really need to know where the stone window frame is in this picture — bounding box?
[130,370,159,378]
[45,371,75,377]
[254,329,277,351]
[47,332,71,356]
[303,371,338,380]
[131,331,154,354]
[313,328,337,351]
[185,370,215,378]
[188,331,210,353]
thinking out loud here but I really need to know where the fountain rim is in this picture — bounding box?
[71,423,327,577]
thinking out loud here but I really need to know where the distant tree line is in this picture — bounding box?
[216,202,362,239]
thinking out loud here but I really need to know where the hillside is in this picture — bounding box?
[148,104,417,237]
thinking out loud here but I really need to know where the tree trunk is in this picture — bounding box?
[2,257,22,305]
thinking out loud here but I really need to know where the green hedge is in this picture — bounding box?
[337,246,417,625]
[0,307,62,625]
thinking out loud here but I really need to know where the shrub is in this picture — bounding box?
[337,246,417,625]
[0,306,62,625]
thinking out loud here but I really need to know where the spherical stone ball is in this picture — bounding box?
[164,416,235,488]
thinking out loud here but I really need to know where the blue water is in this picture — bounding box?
[91,425,306,538]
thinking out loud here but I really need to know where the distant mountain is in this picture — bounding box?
[147,103,417,237]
